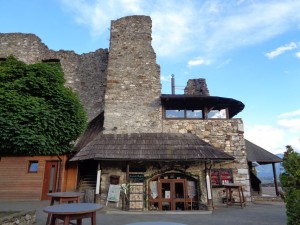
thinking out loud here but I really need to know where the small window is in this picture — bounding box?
[28,161,39,173]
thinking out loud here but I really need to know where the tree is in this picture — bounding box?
[0,56,87,156]
[280,145,300,225]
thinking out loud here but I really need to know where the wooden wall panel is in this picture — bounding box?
[0,155,77,201]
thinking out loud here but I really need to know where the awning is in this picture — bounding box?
[245,139,282,165]
[70,133,234,162]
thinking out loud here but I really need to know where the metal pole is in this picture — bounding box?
[171,74,175,94]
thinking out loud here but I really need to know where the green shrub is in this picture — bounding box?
[280,145,300,225]
[0,56,87,156]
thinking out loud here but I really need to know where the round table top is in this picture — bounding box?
[44,203,103,214]
[47,192,84,198]
[125,223,187,225]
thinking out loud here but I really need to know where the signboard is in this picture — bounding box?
[106,184,121,206]
[129,174,145,183]
[211,170,220,186]
[211,169,233,187]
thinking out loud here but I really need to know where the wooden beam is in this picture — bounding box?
[272,163,279,196]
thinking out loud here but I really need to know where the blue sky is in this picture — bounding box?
[1,0,299,154]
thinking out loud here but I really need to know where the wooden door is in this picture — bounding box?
[41,161,59,200]
[159,179,186,210]
[159,180,172,210]
[173,180,186,210]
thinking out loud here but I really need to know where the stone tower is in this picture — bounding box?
[103,16,162,134]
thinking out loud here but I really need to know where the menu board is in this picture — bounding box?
[220,169,233,183]
[210,169,233,187]
[210,170,220,186]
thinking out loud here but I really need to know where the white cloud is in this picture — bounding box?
[277,118,300,132]
[161,75,172,82]
[265,42,298,59]
[278,109,300,118]
[244,125,285,154]
[296,52,300,58]
[60,0,300,59]
[245,109,300,154]
[187,58,211,67]
[216,58,232,69]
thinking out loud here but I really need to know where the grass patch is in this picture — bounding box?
[0,211,19,217]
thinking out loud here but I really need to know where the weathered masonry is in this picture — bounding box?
[0,15,251,210]
[71,16,250,211]
[0,33,108,122]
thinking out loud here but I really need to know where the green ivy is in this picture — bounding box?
[0,56,87,156]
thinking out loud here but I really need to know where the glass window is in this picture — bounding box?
[28,161,38,173]
[165,110,184,118]
[186,110,203,118]
[207,109,227,118]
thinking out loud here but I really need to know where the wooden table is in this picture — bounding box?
[46,192,84,224]
[47,192,84,205]
[44,203,103,225]
[223,183,246,209]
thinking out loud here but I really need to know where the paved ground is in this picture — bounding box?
[0,200,286,225]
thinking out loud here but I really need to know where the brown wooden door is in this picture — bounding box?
[41,161,59,200]
[158,179,186,210]
[173,180,186,210]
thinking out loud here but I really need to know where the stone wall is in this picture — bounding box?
[162,118,250,202]
[0,211,36,225]
[0,33,108,121]
[103,16,162,134]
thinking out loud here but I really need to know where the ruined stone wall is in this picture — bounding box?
[103,16,162,134]
[162,118,250,202]
[0,33,108,121]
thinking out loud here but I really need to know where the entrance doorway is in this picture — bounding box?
[41,161,59,200]
[148,173,199,211]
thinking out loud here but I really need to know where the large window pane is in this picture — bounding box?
[165,110,184,118]
[186,110,203,118]
[208,109,226,118]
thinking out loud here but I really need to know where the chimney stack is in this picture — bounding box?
[171,74,175,95]
[184,78,210,96]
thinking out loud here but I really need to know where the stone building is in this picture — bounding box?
[0,15,251,210]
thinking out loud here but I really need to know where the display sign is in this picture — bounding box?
[210,169,233,187]
[106,184,121,204]
[129,174,145,183]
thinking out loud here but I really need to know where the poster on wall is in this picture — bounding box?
[165,191,171,199]
[106,184,121,206]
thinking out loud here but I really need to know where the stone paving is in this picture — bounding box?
[0,200,286,225]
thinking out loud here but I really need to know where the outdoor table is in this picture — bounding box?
[223,183,246,209]
[46,192,84,224]
[47,192,84,205]
[44,203,103,225]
